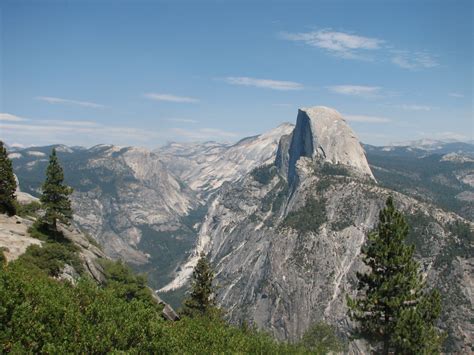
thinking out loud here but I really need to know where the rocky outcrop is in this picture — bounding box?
[0,214,41,262]
[280,107,374,185]
[58,223,108,283]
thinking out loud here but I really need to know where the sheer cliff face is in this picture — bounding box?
[282,107,374,185]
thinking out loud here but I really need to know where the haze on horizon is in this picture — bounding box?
[1,0,472,148]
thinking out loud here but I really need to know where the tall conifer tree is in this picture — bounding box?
[0,141,17,216]
[347,196,442,354]
[182,254,217,317]
[40,148,73,230]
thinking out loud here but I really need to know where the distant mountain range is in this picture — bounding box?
[7,108,474,352]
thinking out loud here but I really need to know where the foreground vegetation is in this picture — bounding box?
[1,221,344,353]
[1,250,347,353]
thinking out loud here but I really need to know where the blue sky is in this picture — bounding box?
[1,0,472,148]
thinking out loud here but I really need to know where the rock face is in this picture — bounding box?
[282,107,374,185]
[159,123,294,197]
[71,146,199,264]
[0,214,42,262]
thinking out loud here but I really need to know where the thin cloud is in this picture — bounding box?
[344,114,391,123]
[166,118,199,124]
[1,112,242,147]
[144,93,199,103]
[449,92,464,98]
[39,119,101,127]
[1,122,158,140]
[281,29,439,70]
[397,104,435,111]
[417,131,468,142]
[0,113,29,122]
[328,85,381,98]
[0,114,163,146]
[391,51,438,70]
[170,127,239,140]
[36,96,105,108]
[223,77,303,91]
[280,29,384,59]
[433,132,468,141]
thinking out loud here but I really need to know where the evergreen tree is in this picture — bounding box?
[0,141,17,216]
[393,290,443,354]
[182,254,217,317]
[347,196,442,354]
[40,148,73,231]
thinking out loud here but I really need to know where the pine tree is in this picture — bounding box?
[40,148,73,231]
[182,254,217,317]
[0,141,17,216]
[393,289,443,354]
[347,196,442,354]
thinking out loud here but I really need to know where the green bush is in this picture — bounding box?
[99,259,156,306]
[16,242,83,277]
[14,201,42,218]
[28,220,65,242]
[0,263,167,353]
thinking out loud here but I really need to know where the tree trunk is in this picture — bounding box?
[383,336,389,355]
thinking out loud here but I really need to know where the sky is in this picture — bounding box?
[1,0,473,148]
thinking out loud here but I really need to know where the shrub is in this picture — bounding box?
[301,322,346,354]
[251,165,277,185]
[14,201,42,218]
[0,262,308,353]
[99,259,156,306]
[16,242,83,277]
